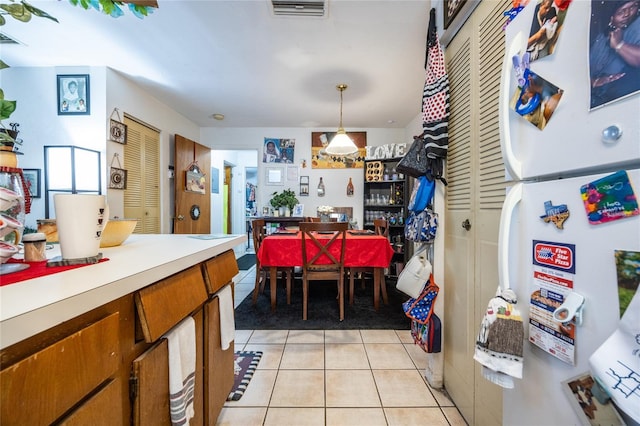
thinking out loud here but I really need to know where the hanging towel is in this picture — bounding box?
[473,287,524,389]
[217,285,235,351]
[164,317,196,426]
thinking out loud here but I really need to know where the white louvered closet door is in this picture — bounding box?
[442,1,509,425]
[123,116,160,234]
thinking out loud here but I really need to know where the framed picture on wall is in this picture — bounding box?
[22,169,41,198]
[444,0,466,30]
[265,167,284,186]
[57,74,90,115]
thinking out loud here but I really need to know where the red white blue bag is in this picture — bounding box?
[411,314,442,353]
[402,274,439,324]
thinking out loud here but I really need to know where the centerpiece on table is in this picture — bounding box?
[269,189,298,217]
[317,205,334,222]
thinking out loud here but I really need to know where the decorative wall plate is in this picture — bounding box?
[109,167,127,190]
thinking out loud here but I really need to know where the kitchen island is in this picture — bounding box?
[1,233,245,425]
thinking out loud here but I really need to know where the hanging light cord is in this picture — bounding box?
[337,83,347,130]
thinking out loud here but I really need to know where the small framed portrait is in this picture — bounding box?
[57,74,90,115]
[109,119,127,144]
[22,168,41,198]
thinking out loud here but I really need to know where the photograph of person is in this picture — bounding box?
[526,0,567,61]
[262,138,296,163]
[511,69,564,130]
[57,74,90,115]
[589,0,640,109]
[263,138,281,163]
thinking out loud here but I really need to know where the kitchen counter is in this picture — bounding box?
[0,233,245,349]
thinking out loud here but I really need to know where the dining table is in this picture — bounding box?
[256,230,395,311]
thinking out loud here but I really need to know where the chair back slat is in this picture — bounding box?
[373,219,389,238]
[252,219,266,254]
[299,222,348,271]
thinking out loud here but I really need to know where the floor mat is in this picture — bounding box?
[227,351,263,401]
[236,254,256,270]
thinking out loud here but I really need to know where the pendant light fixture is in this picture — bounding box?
[325,83,359,156]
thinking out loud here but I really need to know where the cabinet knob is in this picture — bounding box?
[177,215,185,221]
[462,219,471,231]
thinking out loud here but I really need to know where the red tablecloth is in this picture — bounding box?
[257,232,394,268]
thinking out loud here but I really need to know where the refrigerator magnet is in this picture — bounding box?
[540,200,570,229]
[580,170,640,225]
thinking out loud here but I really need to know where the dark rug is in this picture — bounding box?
[227,351,263,401]
[234,278,411,330]
[236,254,256,270]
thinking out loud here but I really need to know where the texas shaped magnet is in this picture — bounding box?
[540,200,570,229]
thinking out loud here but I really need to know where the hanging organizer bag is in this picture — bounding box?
[396,135,428,179]
[396,246,432,299]
[404,208,438,243]
[402,274,439,324]
[408,175,435,213]
[411,313,442,353]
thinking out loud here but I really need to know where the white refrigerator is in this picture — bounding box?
[498,1,640,424]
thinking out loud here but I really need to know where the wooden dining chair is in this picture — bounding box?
[299,221,348,321]
[348,218,389,306]
[252,219,293,305]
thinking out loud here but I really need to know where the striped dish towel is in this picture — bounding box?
[164,317,196,425]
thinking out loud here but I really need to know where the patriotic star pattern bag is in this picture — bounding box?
[402,275,439,324]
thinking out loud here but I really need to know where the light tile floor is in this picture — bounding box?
[220,263,467,426]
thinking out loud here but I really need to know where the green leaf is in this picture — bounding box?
[0,60,8,69]
[22,1,59,22]
[0,4,32,22]
[0,89,4,100]
[0,131,15,143]
[0,14,5,25]
[99,0,118,15]
[0,99,17,121]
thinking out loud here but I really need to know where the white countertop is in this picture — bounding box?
[0,234,246,350]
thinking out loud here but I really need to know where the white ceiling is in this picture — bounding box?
[1,0,432,129]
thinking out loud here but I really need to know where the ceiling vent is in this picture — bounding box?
[271,0,326,17]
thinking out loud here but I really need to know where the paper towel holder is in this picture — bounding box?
[553,292,585,326]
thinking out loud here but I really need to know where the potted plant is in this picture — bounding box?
[0,88,17,151]
[269,189,298,216]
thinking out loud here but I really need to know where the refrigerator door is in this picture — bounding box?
[500,2,640,181]
[500,169,640,424]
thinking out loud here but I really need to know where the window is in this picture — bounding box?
[44,145,101,217]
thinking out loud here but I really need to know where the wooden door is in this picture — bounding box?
[124,117,160,233]
[174,135,211,234]
[443,1,508,425]
[224,165,232,233]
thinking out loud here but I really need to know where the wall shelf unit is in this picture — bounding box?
[363,157,412,279]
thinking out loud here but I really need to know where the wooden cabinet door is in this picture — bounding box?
[131,311,204,426]
[0,313,120,426]
[58,378,123,426]
[203,293,234,424]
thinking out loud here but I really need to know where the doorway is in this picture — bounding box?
[210,150,258,251]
